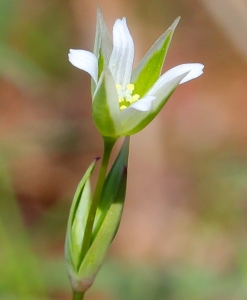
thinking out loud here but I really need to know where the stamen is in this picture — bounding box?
[116,84,140,110]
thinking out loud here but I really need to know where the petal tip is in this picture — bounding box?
[68,49,98,84]
[179,63,204,84]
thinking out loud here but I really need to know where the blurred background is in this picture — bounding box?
[1,0,247,299]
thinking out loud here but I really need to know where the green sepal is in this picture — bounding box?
[76,137,130,291]
[91,7,113,95]
[97,50,104,82]
[93,7,112,65]
[131,18,180,98]
[65,159,98,275]
[92,65,121,137]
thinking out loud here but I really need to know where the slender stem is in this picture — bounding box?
[79,136,116,262]
[73,291,85,300]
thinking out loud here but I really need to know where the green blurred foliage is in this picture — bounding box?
[0,157,46,299]
[96,259,247,300]
[0,0,74,90]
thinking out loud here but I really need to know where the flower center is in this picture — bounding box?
[116,84,140,110]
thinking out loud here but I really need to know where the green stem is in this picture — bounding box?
[79,136,116,263]
[73,291,85,300]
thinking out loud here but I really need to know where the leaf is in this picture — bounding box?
[75,137,130,292]
[65,159,98,273]
[92,136,130,239]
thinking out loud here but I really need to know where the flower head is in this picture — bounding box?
[69,9,204,138]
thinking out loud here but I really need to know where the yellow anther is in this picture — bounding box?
[120,104,127,110]
[126,84,134,92]
[129,93,140,104]
[116,83,140,110]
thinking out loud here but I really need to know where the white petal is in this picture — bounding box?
[129,96,156,111]
[68,49,98,84]
[178,63,204,84]
[108,18,134,87]
[147,63,204,95]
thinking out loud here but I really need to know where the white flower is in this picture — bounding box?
[69,9,204,137]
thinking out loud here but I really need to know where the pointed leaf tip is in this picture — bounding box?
[170,16,180,30]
